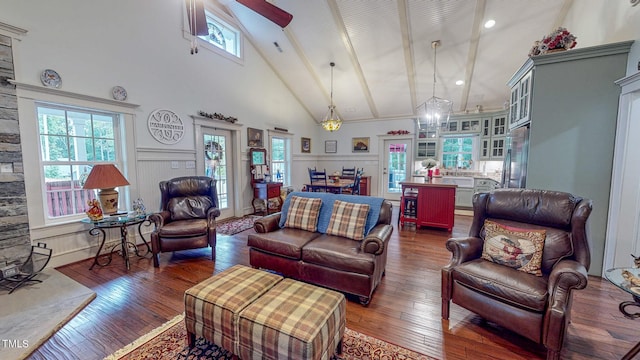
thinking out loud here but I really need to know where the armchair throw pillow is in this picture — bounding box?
[481,220,546,276]
[284,196,322,232]
[326,200,370,240]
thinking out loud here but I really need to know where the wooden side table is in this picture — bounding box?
[252,182,283,215]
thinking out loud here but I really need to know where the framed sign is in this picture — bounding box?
[352,137,369,153]
[301,137,311,153]
[325,140,337,153]
[247,127,263,147]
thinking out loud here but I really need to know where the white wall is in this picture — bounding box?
[2,0,318,266]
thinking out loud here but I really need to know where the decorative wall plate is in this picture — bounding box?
[40,69,62,88]
[111,86,128,101]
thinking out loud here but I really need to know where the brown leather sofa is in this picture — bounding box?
[149,176,221,267]
[248,192,393,305]
[441,188,592,360]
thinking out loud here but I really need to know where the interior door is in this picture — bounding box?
[382,139,412,200]
[203,129,234,219]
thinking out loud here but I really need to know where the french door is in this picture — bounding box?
[203,129,234,219]
[381,138,412,201]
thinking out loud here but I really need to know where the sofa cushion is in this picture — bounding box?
[284,196,322,232]
[247,229,321,259]
[168,195,214,221]
[453,259,549,312]
[301,234,376,275]
[325,200,370,240]
[481,220,546,276]
[279,192,383,235]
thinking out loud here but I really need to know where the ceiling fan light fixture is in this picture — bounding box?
[321,62,342,132]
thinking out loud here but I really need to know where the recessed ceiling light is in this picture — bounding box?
[456,80,464,86]
[484,19,496,29]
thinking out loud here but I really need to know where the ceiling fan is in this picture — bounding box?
[236,0,293,28]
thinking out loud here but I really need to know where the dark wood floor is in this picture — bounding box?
[30,211,638,360]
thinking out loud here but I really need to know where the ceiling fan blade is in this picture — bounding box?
[185,0,208,36]
[236,0,293,28]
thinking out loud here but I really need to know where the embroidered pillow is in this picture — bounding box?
[481,220,546,276]
[284,196,322,232]
[326,200,370,240]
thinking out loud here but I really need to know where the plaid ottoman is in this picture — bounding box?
[184,265,283,354]
[237,278,346,360]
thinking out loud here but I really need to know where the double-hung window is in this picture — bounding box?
[37,103,125,219]
[270,136,291,186]
[441,137,476,171]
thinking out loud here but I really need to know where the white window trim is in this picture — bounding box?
[440,135,478,169]
[181,4,244,65]
[13,82,139,238]
[267,130,293,186]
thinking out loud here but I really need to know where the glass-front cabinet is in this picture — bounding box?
[479,111,507,161]
[493,115,507,136]
[416,140,438,159]
[416,120,438,159]
[509,66,533,129]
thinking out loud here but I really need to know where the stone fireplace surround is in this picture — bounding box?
[0,32,32,270]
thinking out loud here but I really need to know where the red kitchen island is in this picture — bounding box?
[399,182,457,232]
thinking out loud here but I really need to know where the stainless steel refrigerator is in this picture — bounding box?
[501,125,529,188]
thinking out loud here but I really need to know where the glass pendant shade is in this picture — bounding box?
[418,40,451,129]
[321,62,342,132]
[423,96,452,127]
[321,105,342,132]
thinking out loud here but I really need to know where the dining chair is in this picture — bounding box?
[309,168,328,192]
[343,171,362,195]
[341,166,356,179]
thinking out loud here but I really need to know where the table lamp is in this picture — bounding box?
[82,164,130,215]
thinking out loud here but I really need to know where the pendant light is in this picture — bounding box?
[321,62,342,132]
[418,40,452,129]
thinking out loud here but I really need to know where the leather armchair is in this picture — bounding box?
[441,189,592,360]
[149,176,221,267]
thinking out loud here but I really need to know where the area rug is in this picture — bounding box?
[0,268,96,360]
[104,314,436,360]
[216,215,261,235]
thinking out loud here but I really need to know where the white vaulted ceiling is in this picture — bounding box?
[217,0,640,126]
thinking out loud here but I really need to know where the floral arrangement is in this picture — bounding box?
[528,27,577,57]
[421,158,437,169]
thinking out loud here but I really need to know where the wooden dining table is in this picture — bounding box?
[305,179,355,193]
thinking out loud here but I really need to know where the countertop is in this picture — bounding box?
[399,181,458,188]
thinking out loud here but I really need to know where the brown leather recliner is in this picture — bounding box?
[441,188,592,360]
[149,176,221,267]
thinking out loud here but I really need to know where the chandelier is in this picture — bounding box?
[418,40,452,129]
[321,62,342,132]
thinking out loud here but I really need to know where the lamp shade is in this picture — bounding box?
[83,164,130,190]
[83,164,129,215]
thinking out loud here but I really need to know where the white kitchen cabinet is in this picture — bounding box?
[455,187,473,208]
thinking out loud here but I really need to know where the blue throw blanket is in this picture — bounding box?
[279,191,384,235]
